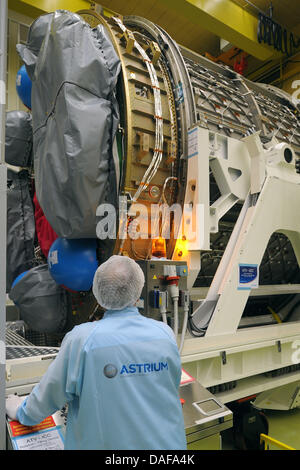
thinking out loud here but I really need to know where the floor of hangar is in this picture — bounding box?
[264,408,300,449]
[221,407,300,450]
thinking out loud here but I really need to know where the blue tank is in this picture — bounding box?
[48,238,98,291]
[11,271,29,290]
[16,65,32,109]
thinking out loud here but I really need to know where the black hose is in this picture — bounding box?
[187,315,206,337]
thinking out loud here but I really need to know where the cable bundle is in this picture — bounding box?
[113,17,164,202]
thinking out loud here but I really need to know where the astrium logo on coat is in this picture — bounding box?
[103,362,168,378]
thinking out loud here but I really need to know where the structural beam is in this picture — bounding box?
[8,0,291,61]
[158,0,281,61]
[8,0,91,18]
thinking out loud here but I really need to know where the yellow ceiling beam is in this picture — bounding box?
[8,0,91,19]
[9,0,286,61]
[157,0,281,61]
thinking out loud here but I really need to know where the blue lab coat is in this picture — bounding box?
[17,307,187,450]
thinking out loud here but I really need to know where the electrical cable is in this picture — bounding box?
[161,312,168,324]
[187,316,206,337]
[233,0,265,15]
[179,307,188,353]
[113,18,164,203]
[159,291,168,325]
[113,17,166,257]
[179,293,190,353]
[173,297,179,340]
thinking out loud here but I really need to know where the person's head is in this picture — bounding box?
[92,255,145,310]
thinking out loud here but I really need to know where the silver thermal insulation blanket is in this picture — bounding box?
[5,111,33,168]
[17,11,121,238]
[9,264,68,334]
[6,169,35,293]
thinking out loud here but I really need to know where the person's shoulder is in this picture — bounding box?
[71,319,122,349]
[143,316,177,342]
[69,321,97,336]
[63,322,98,347]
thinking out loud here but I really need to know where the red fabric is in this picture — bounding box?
[33,193,58,258]
[233,55,248,75]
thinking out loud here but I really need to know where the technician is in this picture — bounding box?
[6,255,187,450]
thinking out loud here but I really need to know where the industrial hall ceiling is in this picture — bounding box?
[93,0,300,55]
[7,0,300,86]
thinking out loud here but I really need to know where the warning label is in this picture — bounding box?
[238,263,259,290]
[180,368,196,385]
[13,428,64,450]
[9,416,56,437]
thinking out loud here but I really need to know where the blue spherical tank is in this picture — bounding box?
[11,270,29,290]
[16,65,32,109]
[48,238,98,291]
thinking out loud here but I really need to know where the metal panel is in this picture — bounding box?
[180,321,300,390]
[179,380,232,441]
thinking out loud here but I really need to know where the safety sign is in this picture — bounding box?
[12,428,64,450]
[8,413,65,450]
[238,263,259,290]
[180,369,196,385]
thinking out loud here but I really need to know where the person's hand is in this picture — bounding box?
[6,395,25,421]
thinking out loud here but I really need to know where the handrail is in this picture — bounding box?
[260,433,296,450]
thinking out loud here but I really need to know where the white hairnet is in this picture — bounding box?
[92,255,145,310]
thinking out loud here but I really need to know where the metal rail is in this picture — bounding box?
[260,433,295,450]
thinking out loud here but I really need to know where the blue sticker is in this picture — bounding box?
[238,264,259,290]
[176,81,184,104]
[12,426,65,450]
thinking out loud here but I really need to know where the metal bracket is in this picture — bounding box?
[221,351,227,365]
[149,41,161,65]
[118,29,135,54]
